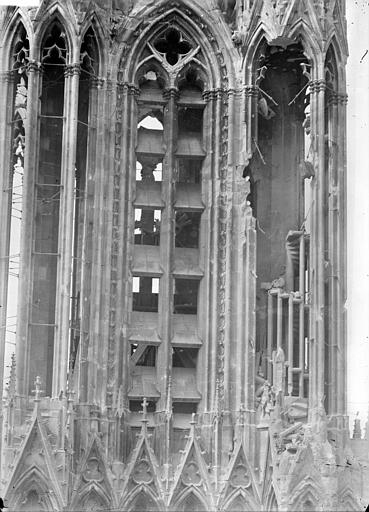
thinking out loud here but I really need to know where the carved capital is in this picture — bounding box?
[245,85,259,98]
[202,90,213,102]
[27,60,42,75]
[310,79,326,93]
[91,77,105,89]
[163,87,179,101]
[215,87,225,100]
[204,88,224,102]
[337,92,348,105]
[0,71,15,83]
[64,63,81,77]
[327,92,339,106]
[118,81,140,97]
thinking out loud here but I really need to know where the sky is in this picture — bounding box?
[346,0,369,429]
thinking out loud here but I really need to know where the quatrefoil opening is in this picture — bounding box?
[154,28,192,66]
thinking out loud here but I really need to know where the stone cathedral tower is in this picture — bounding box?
[0,0,365,510]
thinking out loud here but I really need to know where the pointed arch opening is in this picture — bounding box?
[68,25,100,381]
[251,37,311,401]
[73,486,110,512]
[116,10,227,420]
[17,489,48,511]
[29,19,68,395]
[2,21,29,393]
[290,481,321,512]
[224,494,256,512]
[323,43,340,415]
[126,489,161,512]
[175,490,208,512]
[9,465,62,512]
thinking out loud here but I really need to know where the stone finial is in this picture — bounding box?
[165,376,172,419]
[8,353,16,399]
[364,408,369,440]
[33,376,42,402]
[140,397,148,435]
[189,413,197,438]
[353,412,362,439]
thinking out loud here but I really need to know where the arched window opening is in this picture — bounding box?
[225,495,255,512]
[176,492,207,512]
[135,110,164,205]
[323,45,339,413]
[254,40,311,400]
[127,491,159,512]
[69,26,99,376]
[18,489,47,511]
[128,25,207,420]
[300,498,316,512]
[3,24,29,388]
[30,21,67,394]
[138,68,165,102]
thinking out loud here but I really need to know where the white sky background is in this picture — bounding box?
[347,0,369,429]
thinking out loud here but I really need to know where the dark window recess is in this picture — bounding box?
[175,211,201,248]
[178,107,203,134]
[177,159,202,184]
[154,28,192,66]
[133,276,159,312]
[173,402,198,414]
[131,344,157,366]
[129,400,156,413]
[172,347,198,368]
[173,279,199,315]
[134,208,161,245]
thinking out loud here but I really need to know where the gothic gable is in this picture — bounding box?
[260,435,279,509]
[119,420,164,510]
[218,442,261,511]
[168,418,213,510]
[4,416,64,511]
[70,436,115,511]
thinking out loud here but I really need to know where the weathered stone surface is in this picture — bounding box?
[0,1,363,511]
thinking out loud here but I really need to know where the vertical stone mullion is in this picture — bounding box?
[223,88,234,412]
[336,92,348,417]
[308,80,319,414]
[81,79,101,404]
[312,77,327,410]
[207,90,220,413]
[327,93,339,415]
[90,79,108,406]
[0,71,15,400]
[157,87,178,412]
[118,84,136,409]
[52,63,80,397]
[16,60,41,399]
[199,90,215,410]
[245,85,258,159]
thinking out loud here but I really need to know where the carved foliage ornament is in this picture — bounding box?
[230,463,251,488]
[181,461,202,486]
[132,458,153,485]
[83,457,104,483]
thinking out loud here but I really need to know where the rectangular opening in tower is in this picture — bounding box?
[132,276,159,312]
[173,278,199,314]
